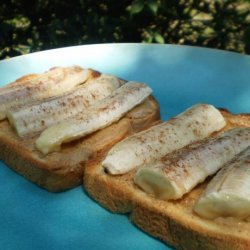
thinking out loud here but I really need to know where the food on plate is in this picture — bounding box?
[0,66,160,191]
[195,146,250,220]
[0,66,91,120]
[134,127,250,200]
[7,74,125,136]
[84,108,250,250]
[36,82,152,154]
[1,63,250,249]
[103,104,226,175]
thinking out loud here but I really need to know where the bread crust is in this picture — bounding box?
[83,109,250,250]
[0,96,160,192]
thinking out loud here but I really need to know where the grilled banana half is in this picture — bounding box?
[194,145,250,219]
[102,104,226,175]
[36,82,152,154]
[7,74,124,136]
[0,66,93,120]
[134,128,250,200]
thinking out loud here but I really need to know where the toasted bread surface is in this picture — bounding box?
[83,110,250,250]
[0,96,160,192]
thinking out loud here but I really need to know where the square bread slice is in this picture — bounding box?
[84,109,250,250]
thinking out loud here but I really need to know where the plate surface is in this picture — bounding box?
[0,44,250,250]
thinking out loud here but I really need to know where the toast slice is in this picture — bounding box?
[0,95,160,192]
[84,109,250,250]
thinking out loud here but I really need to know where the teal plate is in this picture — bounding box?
[0,44,250,250]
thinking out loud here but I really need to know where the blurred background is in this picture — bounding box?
[0,0,250,60]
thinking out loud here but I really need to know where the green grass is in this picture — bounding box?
[0,0,249,59]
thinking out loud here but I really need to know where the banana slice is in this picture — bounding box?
[7,74,124,136]
[194,146,250,220]
[134,128,250,200]
[102,104,226,175]
[0,66,91,120]
[36,82,152,154]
